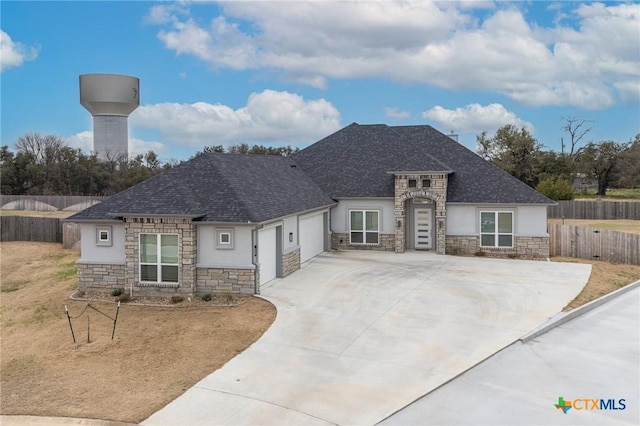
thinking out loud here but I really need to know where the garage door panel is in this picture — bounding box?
[300,213,325,263]
[258,228,276,286]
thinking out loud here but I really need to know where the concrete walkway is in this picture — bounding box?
[380,283,640,426]
[143,251,591,425]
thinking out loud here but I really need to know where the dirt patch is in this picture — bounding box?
[548,219,640,235]
[0,242,276,423]
[551,256,640,311]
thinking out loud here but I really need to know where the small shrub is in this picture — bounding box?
[117,293,130,303]
[75,289,85,297]
[536,177,574,201]
[223,292,234,304]
[201,294,212,302]
[447,245,462,256]
[507,253,520,259]
[111,288,123,297]
[170,296,184,304]
[474,250,487,257]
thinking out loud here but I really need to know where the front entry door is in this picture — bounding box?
[414,208,433,249]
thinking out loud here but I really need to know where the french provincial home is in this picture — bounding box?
[69,123,553,296]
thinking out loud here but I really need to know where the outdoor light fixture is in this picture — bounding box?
[289,232,293,242]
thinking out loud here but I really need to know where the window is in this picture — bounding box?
[96,226,112,246]
[140,234,179,283]
[215,229,234,249]
[480,212,513,248]
[422,179,431,188]
[408,179,417,188]
[350,210,379,244]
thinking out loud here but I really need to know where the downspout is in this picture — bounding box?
[251,227,259,295]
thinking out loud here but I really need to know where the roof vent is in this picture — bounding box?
[448,131,459,142]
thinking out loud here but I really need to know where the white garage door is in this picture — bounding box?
[300,213,325,263]
[258,227,277,286]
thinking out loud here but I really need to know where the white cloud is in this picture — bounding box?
[384,107,411,120]
[0,30,39,71]
[65,131,166,156]
[131,89,341,147]
[149,1,639,109]
[422,103,534,134]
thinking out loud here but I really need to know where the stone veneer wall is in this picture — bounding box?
[394,174,448,254]
[282,247,301,277]
[445,235,550,259]
[124,217,196,296]
[77,262,125,291]
[331,233,395,251]
[195,267,255,294]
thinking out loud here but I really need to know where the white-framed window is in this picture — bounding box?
[216,229,234,249]
[350,210,379,245]
[96,226,112,246]
[139,233,179,283]
[480,211,513,248]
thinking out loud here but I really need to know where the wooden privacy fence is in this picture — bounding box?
[1,216,80,248]
[1,216,61,243]
[0,195,107,211]
[548,200,640,219]
[549,224,640,266]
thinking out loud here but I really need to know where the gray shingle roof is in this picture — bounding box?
[293,123,553,204]
[69,154,335,223]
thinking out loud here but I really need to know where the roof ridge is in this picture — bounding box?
[388,126,454,171]
[207,154,266,223]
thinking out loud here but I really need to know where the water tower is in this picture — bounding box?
[79,74,139,160]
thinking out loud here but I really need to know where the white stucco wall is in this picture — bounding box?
[331,199,395,234]
[197,225,254,268]
[282,215,298,252]
[446,204,548,236]
[79,223,125,263]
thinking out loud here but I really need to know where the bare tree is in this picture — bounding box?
[14,133,66,164]
[561,117,592,158]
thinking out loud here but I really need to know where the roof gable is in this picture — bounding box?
[293,123,552,204]
[70,154,335,223]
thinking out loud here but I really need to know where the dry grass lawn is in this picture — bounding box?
[552,256,640,311]
[548,218,640,235]
[1,242,276,423]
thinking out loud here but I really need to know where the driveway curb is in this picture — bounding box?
[520,279,640,343]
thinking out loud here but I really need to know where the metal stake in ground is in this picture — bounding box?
[64,305,76,343]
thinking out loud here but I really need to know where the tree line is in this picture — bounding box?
[0,133,299,196]
[477,119,640,200]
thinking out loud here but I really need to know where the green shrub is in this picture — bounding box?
[536,177,574,200]
[170,296,184,304]
[111,288,123,297]
[474,250,487,257]
[117,293,130,303]
[201,294,212,302]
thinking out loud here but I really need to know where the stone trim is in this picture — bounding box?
[282,247,301,277]
[196,267,255,295]
[394,173,448,254]
[446,235,549,259]
[331,233,395,251]
[124,216,197,296]
[77,262,125,291]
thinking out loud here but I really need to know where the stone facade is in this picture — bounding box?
[195,267,255,294]
[331,233,395,251]
[77,262,125,291]
[124,217,197,295]
[282,247,301,277]
[394,173,448,254]
[445,235,550,259]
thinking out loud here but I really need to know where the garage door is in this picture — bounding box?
[258,227,277,286]
[300,213,325,263]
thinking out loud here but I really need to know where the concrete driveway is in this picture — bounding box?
[143,251,591,426]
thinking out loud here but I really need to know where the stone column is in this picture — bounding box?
[394,176,407,253]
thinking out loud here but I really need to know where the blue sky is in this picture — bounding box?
[1,1,638,161]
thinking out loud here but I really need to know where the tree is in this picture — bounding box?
[477,125,542,187]
[576,141,627,196]
[561,117,592,158]
[532,150,576,184]
[617,134,640,188]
